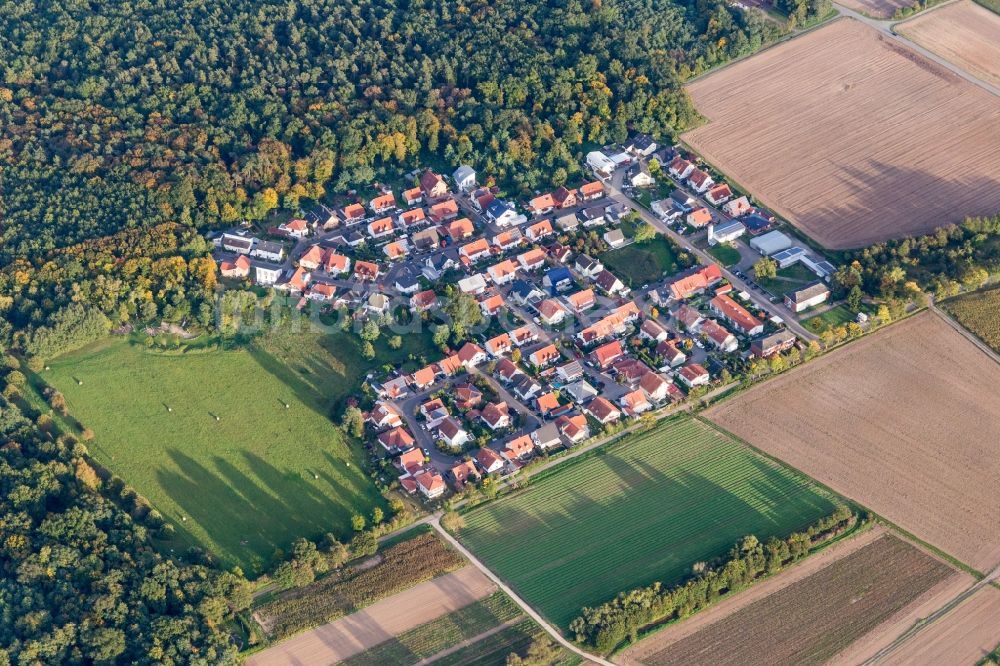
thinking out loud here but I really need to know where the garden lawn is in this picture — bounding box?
[803,303,872,333]
[46,336,385,573]
[708,243,741,267]
[601,236,685,286]
[457,417,837,628]
[757,263,818,295]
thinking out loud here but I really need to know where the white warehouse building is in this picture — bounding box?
[749,230,793,256]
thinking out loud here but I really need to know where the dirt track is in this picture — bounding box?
[246,566,496,666]
[682,18,1000,249]
[705,312,1000,572]
[898,0,1000,88]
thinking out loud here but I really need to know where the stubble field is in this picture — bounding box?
[621,530,963,666]
[705,311,1000,572]
[897,0,1000,89]
[681,18,1000,249]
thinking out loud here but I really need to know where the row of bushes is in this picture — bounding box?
[569,505,858,653]
[257,532,465,640]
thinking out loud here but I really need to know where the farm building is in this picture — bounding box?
[771,246,808,268]
[707,219,745,245]
[784,282,831,313]
[749,230,793,256]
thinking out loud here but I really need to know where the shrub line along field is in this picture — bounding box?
[621,529,964,666]
[46,336,383,571]
[897,0,1000,89]
[705,311,1000,573]
[681,18,1000,249]
[457,416,837,628]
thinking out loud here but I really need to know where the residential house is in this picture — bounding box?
[383,239,409,261]
[473,188,496,212]
[278,266,310,293]
[707,219,745,246]
[656,339,687,367]
[412,227,440,251]
[538,299,568,326]
[365,292,390,316]
[669,265,723,300]
[341,202,366,224]
[459,239,491,263]
[495,358,522,383]
[455,383,484,410]
[652,199,681,221]
[625,133,657,156]
[640,371,674,403]
[436,417,470,449]
[784,282,831,313]
[556,360,584,382]
[487,259,519,285]
[509,280,545,305]
[587,396,622,424]
[565,289,596,314]
[298,245,325,270]
[705,184,733,206]
[429,199,460,223]
[640,319,669,342]
[556,414,590,444]
[723,196,752,217]
[307,282,337,302]
[445,217,475,241]
[591,340,625,369]
[517,248,547,272]
[574,255,604,279]
[603,229,626,249]
[369,192,397,214]
[751,330,798,358]
[620,389,653,417]
[397,447,425,474]
[555,213,579,232]
[254,264,282,285]
[458,273,488,295]
[670,189,696,213]
[604,203,630,225]
[687,207,713,228]
[674,304,704,331]
[595,269,626,296]
[486,200,526,227]
[510,374,542,401]
[480,402,511,430]
[476,447,505,474]
[354,260,380,281]
[563,380,598,404]
[398,207,427,229]
[701,319,738,353]
[324,252,350,276]
[579,180,604,201]
[221,232,255,254]
[409,365,437,390]
[548,243,573,264]
[419,169,448,198]
[220,255,251,278]
[581,205,607,227]
[613,357,652,384]
[687,168,715,193]
[668,156,695,180]
[575,302,641,345]
[677,363,710,388]
[485,333,513,357]
[543,267,574,293]
[414,469,446,499]
[403,186,424,206]
[528,344,561,368]
[420,398,451,428]
[458,342,488,368]
[630,161,656,188]
[423,250,459,280]
[410,289,438,312]
[509,325,537,347]
[527,192,556,216]
[448,459,481,490]
[453,165,476,192]
[502,435,534,461]
[492,229,523,252]
[710,294,764,336]
[478,290,505,317]
[587,150,618,178]
[253,240,284,262]
[279,218,310,238]
[535,392,561,416]
[369,401,404,430]
[378,426,415,453]
[525,219,554,242]
[531,423,563,450]
[438,354,464,377]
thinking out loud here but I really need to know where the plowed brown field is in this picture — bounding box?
[705,312,1000,572]
[898,1,1000,88]
[682,18,1000,249]
[621,531,961,666]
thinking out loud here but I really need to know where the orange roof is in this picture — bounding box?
[640,371,670,395]
[710,294,762,333]
[528,193,556,212]
[688,169,711,188]
[488,259,518,279]
[311,283,336,297]
[284,218,308,231]
[450,460,480,485]
[538,299,565,320]
[458,342,485,364]
[384,241,407,259]
[324,253,349,272]
[518,248,546,267]
[670,265,722,300]
[505,435,534,458]
[529,344,560,365]
[421,397,446,414]
[403,186,423,202]
[592,340,624,368]
[430,199,459,219]
[493,230,521,248]
[415,469,445,493]
[461,238,490,257]
[380,427,415,450]
[688,207,712,226]
[536,392,561,413]
[481,401,509,427]
[438,354,463,375]
[287,266,310,291]
[708,183,732,200]
[621,389,649,411]
[300,245,324,266]
[556,414,588,439]
[588,396,620,421]
[398,447,424,469]
[579,181,604,198]
[510,326,535,345]
[479,292,505,314]
[411,289,437,310]
[567,289,595,310]
[343,202,365,219]
[486,334,512,353]
[354,260,380,279]
[369,217,394,234]
[411,366,437,386]
[669,156,692,173]
[446,217,475,239]
[680,363,709,380]
[371,192,396,209]
[526,219,553,238]
[400,208,426,225]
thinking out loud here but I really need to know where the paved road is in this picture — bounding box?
[606,170,817,340]
[430,518,615,666]
[834,2,1000,98]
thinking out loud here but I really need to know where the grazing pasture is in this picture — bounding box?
[623,531,960,666]
[941,285,1000,353]
[898,0,1000,88]
[681,18,1000,249]
[458,417,836,628]
[706,312,1000,572]
[47,336,384,571]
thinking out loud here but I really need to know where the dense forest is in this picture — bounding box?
[0,0,782,260]
[0,383,250,663]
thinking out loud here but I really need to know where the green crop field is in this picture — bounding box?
[46,334,387,572]
[458,417,837,628]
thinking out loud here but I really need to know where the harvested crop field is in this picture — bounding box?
[621,530,963,666]
[836,0,916,17]
[458,417,837,628]
[681,18,1000,249]
[878,586,1000,665]
[898,0,1000,89]
[706,311,1000,572]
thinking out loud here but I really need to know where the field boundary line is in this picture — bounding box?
[414,616,526,666]
[429,518,615,666]
[928,300,1000,368]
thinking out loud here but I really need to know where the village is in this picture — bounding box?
[210,133,845,504]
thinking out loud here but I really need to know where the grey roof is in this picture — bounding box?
[712,218,745,235]
[753,330,797,349]
[453,165,475,182]
[255,240,283,255]
[787,281,830,302]
[532,422,562,445]
[563,380,598,403]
